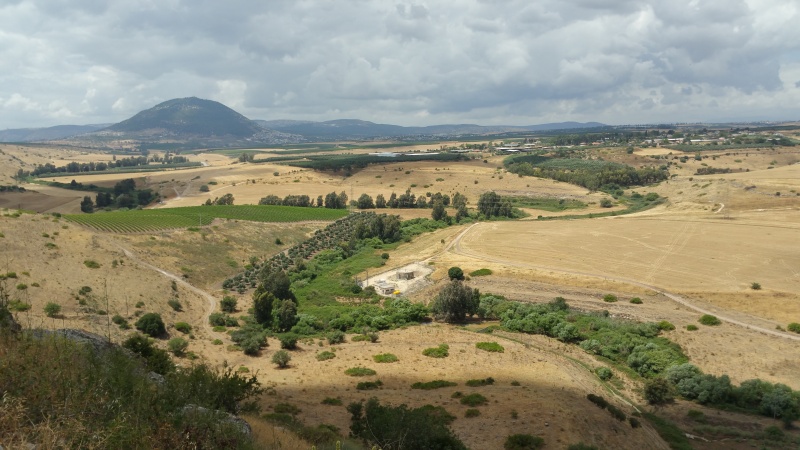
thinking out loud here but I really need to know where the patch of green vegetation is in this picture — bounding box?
[422,344,449,358]
[277,152,466,172]
[506,196,588,212]
[65,205,348,233]
[642,413,694,450]
[344,367,376,377]
[465,377,495,387]
[459,393,488,407]
[316,351,336,361]
[356,380,383,390]
[411,380,458,390]
[469,268,493,277]
[373,353,398,363]
[83,260,100,269]
[475,341,504,353]
[698,314,721,326]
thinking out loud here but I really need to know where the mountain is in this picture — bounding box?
[0,124,108,142]
[105,97,263,138]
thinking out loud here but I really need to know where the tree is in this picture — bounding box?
[252,290,276,326]
[375,194,386,208]
[122,333,173,375]
[272,299,298,332]
[477,191,513,218]
[272,350,291,368]
[644,377,674,405]
[80,196,94,213]
[447,266,464,281]
[357,193,375,209]
[431,200,447,221]
[431,280,479,323]
[220,296,237,313]
[43,302,61,317]
[135,313,166,337]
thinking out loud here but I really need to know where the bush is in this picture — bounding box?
[602,294,617,303]
[587,394,608,409]
[83,260,100,269]
[411,380,458,390]
[174,322,192,334]
[469,268,492,277]
[279,334,298,350]
[122,333,173,375]
[459,393,488,407]
[657,321,676,331]
[135,313,166,337]
[751,282,761,290]
[356,380,383,390]
[220,296,237,313]
[321,397,342,405]
[327,330,345,344]
[595,367,613,381]
[272,350,291,368]
[686,324,698,331]
[466,377,495,387]
[273,403,301,415]
[422,344,449,358]
[316,351,336,361]
[629,417,641,428]
[788,323,800,334]
[167,299,182,312]
[630,297,643,304]
[345,367,376,377]
[464,408,480,418]
[567,444,598,450]
[381,252,389,260]
[607,404,626,421]
[373,353,398,363]
[504,433,544,450]
[600,199,613,208]
[644,377,674,405]
[699,314,721,326]
[476,341,504,353]
[111,314,126,325]
[168,337,189,356]
[447,266,465,281]
[43,302,61,317]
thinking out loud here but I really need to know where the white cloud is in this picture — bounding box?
[0,0,798,128]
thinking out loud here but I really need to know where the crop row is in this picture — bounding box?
[65,205,348,233]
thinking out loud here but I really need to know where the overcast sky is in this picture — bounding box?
[2,0,800,129]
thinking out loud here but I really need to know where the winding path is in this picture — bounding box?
[444,222,800,342]
[109,240,217,336]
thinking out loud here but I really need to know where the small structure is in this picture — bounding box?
[374,280,397,295]
[396,270,415,281]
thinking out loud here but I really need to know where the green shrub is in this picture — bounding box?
[602,294,617,302]
[279,334,298,350]
[373,353,398,363]
[356,380,383,390]
[272,350,291,368]
[630,297,643,304]
[411,380,458,390]
[167,299,182,312]
[83,260,100,269]
[135,313,166,337]
[459,393,487,407]
[111,314,126,325]
[607,404,626,421]
[686,409,706,423]
[9,301,31,312]
[699,314,721,326]
[327,330,345,344]
[567,444,598,450]
[321,397,342,405]
[464,408,480,418]
[422,343,449,358]
[316,351,336,361]
[504,433,544,450]
[447,266,464,281]
[345,367,376,377]
[629,417,641,428]
[43,302,61,317]
[273,403,301,415]
[135,301,145,308]
[469,268,492,277]
[212,339,223,345]
[657,321,675,331]
[476,342,504,353]
[465,377,495,387]
[168,337,189,356]
[174,322,192,334]
[786,323,800,334]
[750,282,761,290]
[220,296,237,313]
[587,394,608,409]
[686,324,698,331]
[595,367,613,381]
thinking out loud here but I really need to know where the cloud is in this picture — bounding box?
[0,0,799,128]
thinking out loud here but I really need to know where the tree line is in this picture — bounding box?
[79,178,157,213]
[17,155,191,178]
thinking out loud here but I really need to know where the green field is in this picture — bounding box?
[65,205,349,233]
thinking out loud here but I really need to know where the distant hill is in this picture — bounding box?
[105,97,263,138]
[0,124,108,142]
[264,119,607,139]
